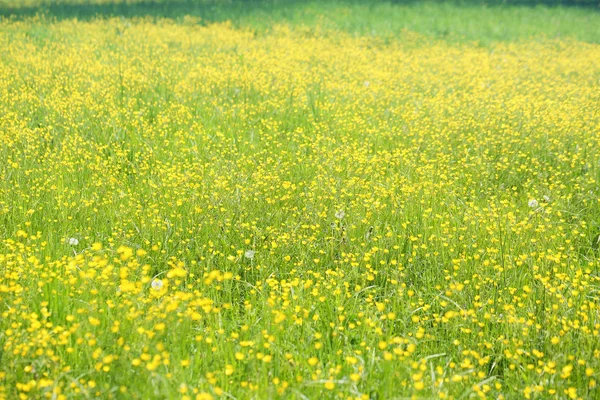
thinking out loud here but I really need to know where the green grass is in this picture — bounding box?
[1,0,600,43]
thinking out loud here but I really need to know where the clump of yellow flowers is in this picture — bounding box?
[1,2,600,399]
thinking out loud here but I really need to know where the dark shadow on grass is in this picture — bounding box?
[0,0,278,21]
[0,0,596,22]
[419,0,599,6]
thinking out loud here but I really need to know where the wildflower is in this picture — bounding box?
[244,250,255,260]
[335,210,345,219]
[68,237,79,246]
[561,365,573,378]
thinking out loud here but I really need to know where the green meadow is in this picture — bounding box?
[1,1,599,399]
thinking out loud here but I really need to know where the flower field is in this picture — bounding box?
[1,1,600,399]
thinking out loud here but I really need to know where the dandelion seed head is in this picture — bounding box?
[151,279,163,291]
[528,199,539,208]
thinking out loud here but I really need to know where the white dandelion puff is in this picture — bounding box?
[151,279,164,291]
[68,237,79,246]
[244,250,255,260]
[528,199,539,208]
[335,210,345,219]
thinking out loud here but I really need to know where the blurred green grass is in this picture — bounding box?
[0,0,599,44]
